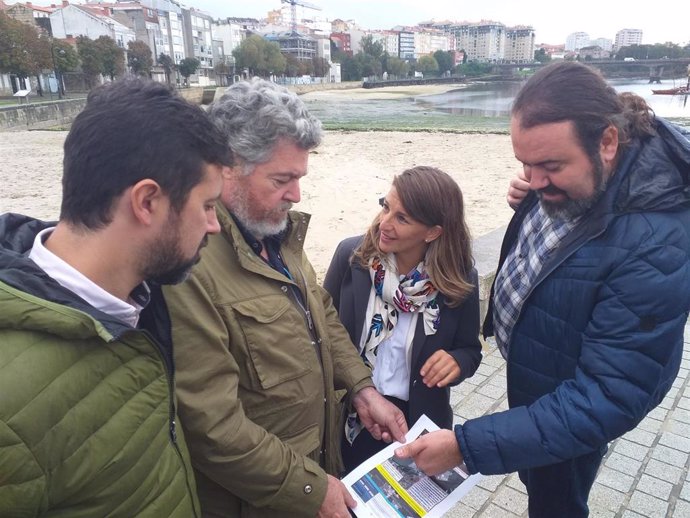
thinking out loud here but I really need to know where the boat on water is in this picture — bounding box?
[652,86,689,95]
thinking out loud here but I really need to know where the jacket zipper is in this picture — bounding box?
[141,330,200,518]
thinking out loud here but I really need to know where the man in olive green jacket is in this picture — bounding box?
[164,78,407,518]
[0,80,232,517]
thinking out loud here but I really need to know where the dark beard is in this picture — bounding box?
[538,154,608,220]
[144,232,207,285]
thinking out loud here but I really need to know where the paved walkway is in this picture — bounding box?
[446,322,690,517]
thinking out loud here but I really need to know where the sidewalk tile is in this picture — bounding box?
[673,500,690,518]
[445,502,475,518]
[643,459,684,485]
[596,466,635,492]
[460,486,491,510]
[636,417,663,434]
[622,427,656,447]
[505,473,527,493]
[659,432,690,453]
[681,478,690,500]
[604,452,643,475]
[627,491,668,518]
[588,483,626,513]
[613,439,649,461]
[477,475,504,492]
[455,393,496,420]
[635,474,673,500]
[650,444,689,468]
[478,503,521,517]
[477,383,506,400]
[671,407,690,424]
[492,486,528,515]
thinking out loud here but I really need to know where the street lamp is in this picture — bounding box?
[129,56,139,76]
[51,43,66,100]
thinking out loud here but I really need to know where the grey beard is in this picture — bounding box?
[234,212,289,239]
[231,198,290,239]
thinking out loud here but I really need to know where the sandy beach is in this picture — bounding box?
[0,127,518,278]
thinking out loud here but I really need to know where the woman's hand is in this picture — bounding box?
[419,350,461,388]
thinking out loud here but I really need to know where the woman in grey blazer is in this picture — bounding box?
[324,166,483,473]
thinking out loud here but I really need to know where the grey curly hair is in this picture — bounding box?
[208,78,322,173]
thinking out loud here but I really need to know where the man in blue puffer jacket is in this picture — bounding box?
[396,61,690,516]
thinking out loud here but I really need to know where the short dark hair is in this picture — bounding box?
[61,79,233,229]
[512,61,655,159]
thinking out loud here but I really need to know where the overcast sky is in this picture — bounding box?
[187,0,688,46]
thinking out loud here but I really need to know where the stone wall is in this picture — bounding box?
[472,225,507,326]
[286,81,362,95]
[0,99,87,131]
[177,87,205,104]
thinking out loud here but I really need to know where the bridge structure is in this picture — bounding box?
[494,58,690,82]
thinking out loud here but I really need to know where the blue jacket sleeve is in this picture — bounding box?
[457,212,690,475]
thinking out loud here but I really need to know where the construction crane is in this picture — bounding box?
[281,0,322,34]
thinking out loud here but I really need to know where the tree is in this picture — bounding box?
[285,54,301,77]
[312,56,329,77]
[433,50,454,75]
[417,55,439,75]
[339,54,362,81]
[127,40,153,77]
[232,34,286,77]
[360,34,384,61]
[385,56,409,78]
[455,61,493,77]
[158,53,174,86]
[96,36,124,80]
[52,39,79,97]
[76,36,102,88]
[356,52,382,78]
[0,13,51,88]
[534,47,551,63]
[178,57,200,85]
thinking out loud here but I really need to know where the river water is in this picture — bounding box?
[304,78,690,132]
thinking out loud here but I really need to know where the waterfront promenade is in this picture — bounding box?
[446,325,690,517]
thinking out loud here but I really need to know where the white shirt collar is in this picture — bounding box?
[28,227,149,327]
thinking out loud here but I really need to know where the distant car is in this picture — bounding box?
[624,57,636,62]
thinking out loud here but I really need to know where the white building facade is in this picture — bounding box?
[504,26,535,63]
[614,28,643,50]
[565,32,590,51]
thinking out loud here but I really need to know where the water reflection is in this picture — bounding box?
[304,78,689,131]
[414,83,522,118]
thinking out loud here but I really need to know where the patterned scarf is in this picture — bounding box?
[364,255,440,366]
[345,255,440,446]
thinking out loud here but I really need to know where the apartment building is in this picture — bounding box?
[452,21,506,62]
[504,25,535,63]
[413,28,451,58]
[614,28,643,50]
[107,2,162,62]
[50,3,135,48]
[330,31,352,56]
[181,7,214,84]
[565,31,590,51]
[590,37,613,52]
[212,18,244,57]
[398,30,415,60]
[133,0,185,65]
[369,30,399,56]
[5,1,54,33]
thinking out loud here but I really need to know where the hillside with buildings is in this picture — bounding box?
[0,0,660,96]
